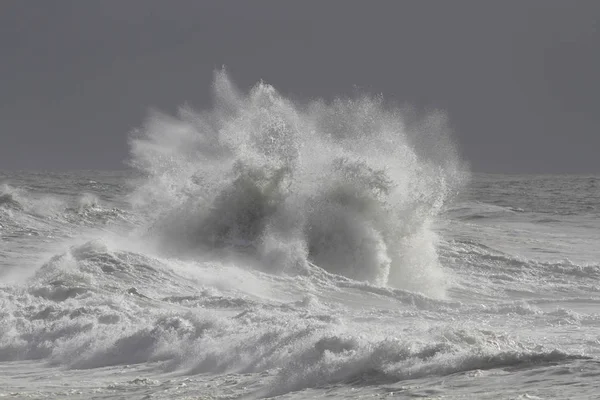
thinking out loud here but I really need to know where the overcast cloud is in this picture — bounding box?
[1,0,599,173]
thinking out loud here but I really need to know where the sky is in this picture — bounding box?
[1,0,599,173]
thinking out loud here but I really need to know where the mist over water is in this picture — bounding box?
[129,70,465,295]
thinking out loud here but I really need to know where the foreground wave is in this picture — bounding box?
[1,239,590,398]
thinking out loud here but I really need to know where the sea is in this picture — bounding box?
[1,73,599,399]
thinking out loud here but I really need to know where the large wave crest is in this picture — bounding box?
[128,70,465,296]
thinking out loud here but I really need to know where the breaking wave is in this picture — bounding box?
[129,70,465,296]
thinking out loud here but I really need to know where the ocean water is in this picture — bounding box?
[1,73,599,399]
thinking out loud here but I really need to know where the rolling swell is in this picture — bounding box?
[129,70,465,295]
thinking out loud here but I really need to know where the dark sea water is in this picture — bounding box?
[1,73,599,399]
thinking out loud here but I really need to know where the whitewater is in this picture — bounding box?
[1,72,599,399]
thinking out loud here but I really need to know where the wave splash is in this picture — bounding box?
[129,70,465,295]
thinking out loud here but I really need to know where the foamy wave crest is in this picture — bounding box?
[0,183,64,217]
[129,70,465,296]
[0,184,23,211]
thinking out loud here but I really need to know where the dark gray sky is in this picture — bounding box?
[1,1,599,173]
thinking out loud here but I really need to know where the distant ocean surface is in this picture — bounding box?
[1,73,600,399]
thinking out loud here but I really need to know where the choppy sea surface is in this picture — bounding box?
[1,73,600,399]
